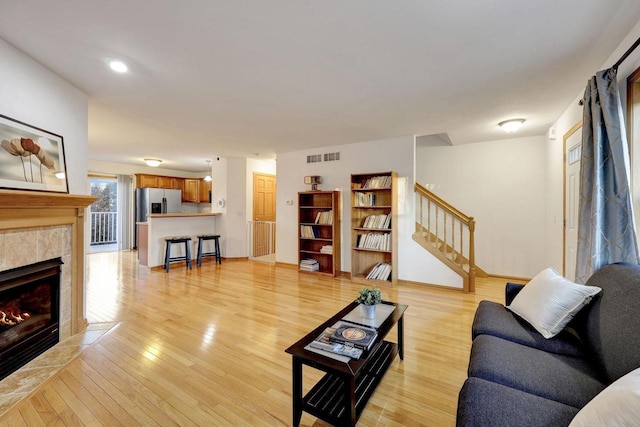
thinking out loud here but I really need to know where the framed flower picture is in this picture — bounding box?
[0,114,68,193]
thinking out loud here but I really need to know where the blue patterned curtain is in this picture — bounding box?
[576,68,639,283]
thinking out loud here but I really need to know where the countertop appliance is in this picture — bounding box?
[134,188,182,248]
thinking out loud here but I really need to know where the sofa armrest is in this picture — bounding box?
[505,282,525,306]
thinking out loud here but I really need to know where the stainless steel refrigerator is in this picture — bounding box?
[134,188,182,248]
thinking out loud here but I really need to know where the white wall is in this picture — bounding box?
[0,38,88,194]
[416,136,547,278]
[215,157,276,258]
[276,135,461,287]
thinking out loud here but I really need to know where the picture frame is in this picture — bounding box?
[0,114,68,193]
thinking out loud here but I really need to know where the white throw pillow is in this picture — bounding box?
[506,268,601,339]
[569,367,640,426]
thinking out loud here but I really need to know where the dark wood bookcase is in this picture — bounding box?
[298,191,341,276]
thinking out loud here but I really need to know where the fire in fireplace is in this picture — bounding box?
[0,258,61,380]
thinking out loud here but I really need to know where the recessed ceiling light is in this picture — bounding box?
[109,60,128,73]
[498,118,525,133]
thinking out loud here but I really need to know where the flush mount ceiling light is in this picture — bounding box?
[144,158,162,167]
[203,160,212,182]
[499,118,526,133]
[109,60,128,73]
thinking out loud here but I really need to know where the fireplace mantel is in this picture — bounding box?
[0,190,96,335]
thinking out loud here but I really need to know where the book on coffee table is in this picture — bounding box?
[330,321,378,350]
[307,326,363,359]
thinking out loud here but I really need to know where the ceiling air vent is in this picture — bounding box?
[307,154,322,163]
[323,152,340,162]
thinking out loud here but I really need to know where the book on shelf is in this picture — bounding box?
[300,225,317,238]
[362,175,391,189]
[357,232,391,251]
[355,192,375,207]
[366,262,392,281]
[308,326,363,359]
[362,213,390,229]
[320,244,333,254]
[330,321,378,350]
[314,210,333,225]
[299,258,319,271]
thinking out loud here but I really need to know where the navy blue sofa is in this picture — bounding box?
[456,263,640,426]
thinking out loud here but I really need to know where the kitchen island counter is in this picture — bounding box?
[147,212,219,218]
[138,212,221,268]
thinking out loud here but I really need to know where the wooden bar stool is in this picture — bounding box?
[196,234,222,266]
[164,236,193,272]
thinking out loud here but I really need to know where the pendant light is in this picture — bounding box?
[204,160,212,182]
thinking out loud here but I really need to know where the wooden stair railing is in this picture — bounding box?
[413,183,480,292]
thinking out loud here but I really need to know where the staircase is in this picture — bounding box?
[413,183,486,292]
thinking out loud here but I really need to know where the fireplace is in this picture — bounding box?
[0,258,61,380]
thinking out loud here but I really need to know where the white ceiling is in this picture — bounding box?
[1,1,640,172]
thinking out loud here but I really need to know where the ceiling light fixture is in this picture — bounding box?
[109,60,128,73]
[499,118,526,133]
[144,158,162,167]
[203,160,212,182]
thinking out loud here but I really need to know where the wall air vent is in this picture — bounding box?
[307,154,322,163]
[323,152,340,162]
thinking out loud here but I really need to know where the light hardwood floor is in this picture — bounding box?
[0,251,517,426]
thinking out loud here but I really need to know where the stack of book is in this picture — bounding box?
[315,210,333,225]
[299,259,319,271]
[366,262,392,281]
[320,245,333,254]
[362,214,391,229]
[309,321,379,359]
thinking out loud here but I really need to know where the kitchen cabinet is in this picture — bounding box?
[136,174,184,191]
[199,180,211,203]
[183,179,199,202]
[157,176,173,188]
[171,177,184,190]
[136,174,159,188]
[136,174,209,203]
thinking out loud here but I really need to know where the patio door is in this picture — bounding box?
[89,175,118,252]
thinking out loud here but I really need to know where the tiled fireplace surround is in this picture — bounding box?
[0,225,73,339]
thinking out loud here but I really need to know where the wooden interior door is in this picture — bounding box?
[563,122,582,280]
[253,173,276,257]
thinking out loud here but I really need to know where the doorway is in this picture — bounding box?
[89,176,118,252]
[249,172,276,261]
[563,121,582,280]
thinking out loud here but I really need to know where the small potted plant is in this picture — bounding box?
[356,286,382,319]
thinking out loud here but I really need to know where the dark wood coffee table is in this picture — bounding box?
[285,301,407,426]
